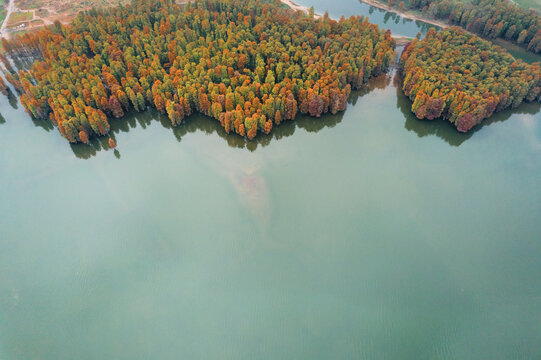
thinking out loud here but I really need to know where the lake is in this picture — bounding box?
[0,2,540,360]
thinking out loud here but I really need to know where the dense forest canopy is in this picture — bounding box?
[392,0,541,53]
[399,27,541,132]
[0,0,395,143]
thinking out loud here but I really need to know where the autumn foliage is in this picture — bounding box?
[399,27,541,132]
[0,75,9,96]
[3,0,395,143]
[403,0,541,53]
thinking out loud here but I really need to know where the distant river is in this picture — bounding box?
[0,2,540,359]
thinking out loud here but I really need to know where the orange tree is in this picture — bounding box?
[3,0,395,143]
[399,27,541,132]
[405,0,541,53]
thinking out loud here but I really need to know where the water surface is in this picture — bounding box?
[294,0,439,36]
[0,3,540,360]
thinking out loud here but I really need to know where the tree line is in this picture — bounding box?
[388,0,541,53]
[399,27,541,132]
[0,0,395,143]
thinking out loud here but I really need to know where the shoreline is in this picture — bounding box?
[279,0,413,43]
[357,0,540,62]
[358,0,449,29]
[279,0,322,19]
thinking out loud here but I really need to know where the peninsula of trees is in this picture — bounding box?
[401,0,541,53]
[1,0,395,143]
[399,27,541,132]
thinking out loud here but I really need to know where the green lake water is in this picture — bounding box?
[1,3,541,360]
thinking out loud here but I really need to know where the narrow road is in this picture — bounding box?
[1,0,16,38]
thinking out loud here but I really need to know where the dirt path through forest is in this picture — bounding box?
[1,0,16,38]
[280,0,322,18]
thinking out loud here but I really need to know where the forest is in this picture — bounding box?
[392,0,541,53]
[399,27,541,132]
[0,0,395,143]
